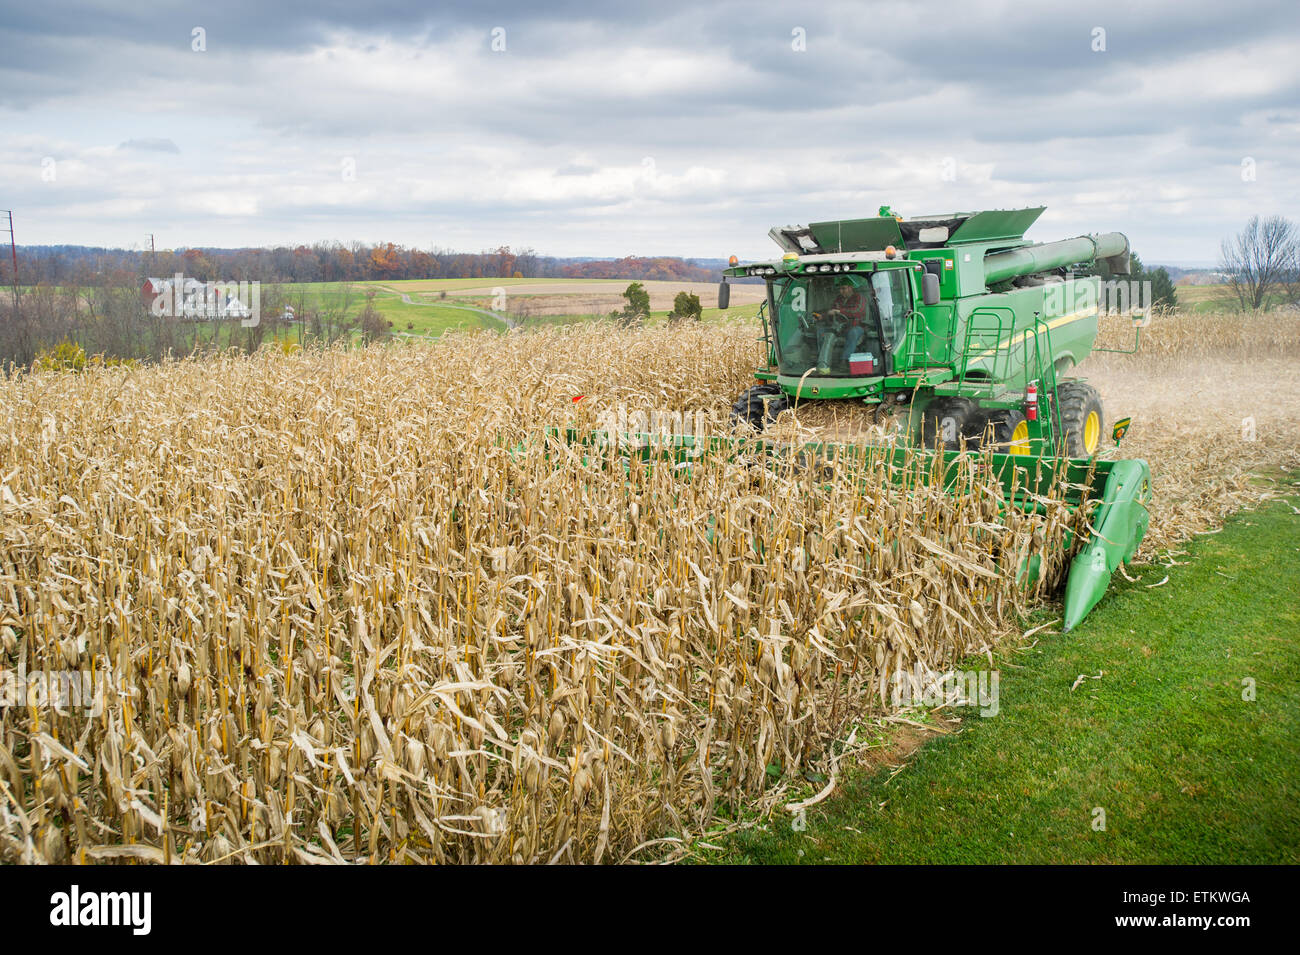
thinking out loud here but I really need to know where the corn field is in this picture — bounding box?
[0,323,1084,864]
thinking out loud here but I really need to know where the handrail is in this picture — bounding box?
[959,306,1017,386]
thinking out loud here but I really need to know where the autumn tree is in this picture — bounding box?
[495,246,517,278]
[368,243,404,278]
[181,248,214,281]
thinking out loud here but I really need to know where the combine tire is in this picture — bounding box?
[921,397,984,451]
[984,409,1032,455]
[1056,380,1104,457]
[730,384,789,432]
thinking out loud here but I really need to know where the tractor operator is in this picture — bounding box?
[815,277,868,373]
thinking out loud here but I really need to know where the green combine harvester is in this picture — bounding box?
[558,206,1152,629]
[722,205,1128,457]
[718,205,1152,628]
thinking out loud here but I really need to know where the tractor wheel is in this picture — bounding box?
[730,384,789,432]
[921,397,984,451]
[1056,380,1104,457]
[983,409,1032,455]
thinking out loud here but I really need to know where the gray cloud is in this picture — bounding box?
[0,0,1296,263]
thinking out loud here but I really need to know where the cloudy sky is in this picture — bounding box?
[1,0,1296,264]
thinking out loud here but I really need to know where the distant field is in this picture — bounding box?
[393,304,501,335]
[152,278,764,342]
[283,278,765,332]
[313,278,1295,323]
[280,284,500,335]
[1173,282,1294,312]
[1174,284,1230,310]
[431,279,765,319]
[290,277,551,293]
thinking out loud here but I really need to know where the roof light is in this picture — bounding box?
[728,255,738,267]
[885,245,897,259]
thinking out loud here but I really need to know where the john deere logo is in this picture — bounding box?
[1111,417,1132,445]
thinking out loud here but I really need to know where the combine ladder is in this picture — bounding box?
[952,308,1065,451]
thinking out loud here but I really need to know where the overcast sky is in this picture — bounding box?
[1,0,1296,264]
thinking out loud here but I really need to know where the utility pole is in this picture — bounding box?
[3,210,17,312]
[150,233,156,270]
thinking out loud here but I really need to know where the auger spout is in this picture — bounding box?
[982,232,1130,286]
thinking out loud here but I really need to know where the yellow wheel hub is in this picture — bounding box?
[1010,419,1030,455]
[1084,410,1100,454]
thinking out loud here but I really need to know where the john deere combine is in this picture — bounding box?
[715,205,1151,627]
[723,205,1128,457]
[555,206,1152,629]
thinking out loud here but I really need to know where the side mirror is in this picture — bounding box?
[922,273,941,306]
[717,281,730,310]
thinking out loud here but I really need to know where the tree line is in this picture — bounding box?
[0,243,723,288]
[0,241,728,366]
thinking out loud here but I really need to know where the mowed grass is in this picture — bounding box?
[282,284,501,335]
[385,302,502,335]
[713,485,1300,865]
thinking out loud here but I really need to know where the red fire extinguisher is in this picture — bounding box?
[1025,382,1039,422]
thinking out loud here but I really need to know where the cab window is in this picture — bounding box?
[871,268,911,350]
